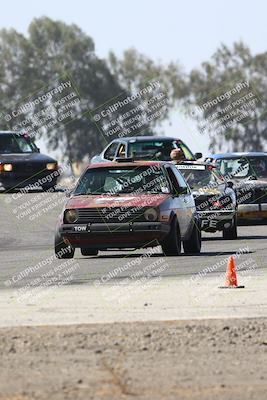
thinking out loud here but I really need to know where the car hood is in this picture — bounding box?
[192,186,225,197]
[232,178,267,190]
[0,153,57,163]
[67,193,168,209]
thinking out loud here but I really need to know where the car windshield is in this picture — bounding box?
[74,166,170,195]
[216,157,267,179]
[0,134,38,154]
[128,140,194,161]
[176,165,224,190]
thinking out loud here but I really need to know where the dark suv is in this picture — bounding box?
[0,131,58,191]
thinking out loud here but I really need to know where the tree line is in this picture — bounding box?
[0,17,266,164]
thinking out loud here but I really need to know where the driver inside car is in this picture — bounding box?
[170,148,186,164]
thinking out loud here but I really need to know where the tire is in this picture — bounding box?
[183,220,201,254]
[55,234,75,259]
[81,248,99,256]
[161,217,181,256]
[222,216,237,240]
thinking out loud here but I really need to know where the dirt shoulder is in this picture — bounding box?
[0,318,267,400]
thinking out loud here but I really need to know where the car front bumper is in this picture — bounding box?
[0,169,60,189]
[237,203,267,220]
[0,171,58,189]
[59,222,170,249]
[198,210,236,231]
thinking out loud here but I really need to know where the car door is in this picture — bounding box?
[164,165,189,237]
[170,164,196,225]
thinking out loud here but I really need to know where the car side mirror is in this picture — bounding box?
[161,186,170,194]
[195,152,202,160]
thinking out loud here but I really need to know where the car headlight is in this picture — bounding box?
[144,208,158,222]
[3,163,13,172]
[46,162,57,170]
[65,209,78,223]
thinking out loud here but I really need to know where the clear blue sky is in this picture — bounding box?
[1,0,266,156]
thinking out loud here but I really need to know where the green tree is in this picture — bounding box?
[0,18,139,164]
[0,28,36,123]
[187,42,267,152]
[108,48,188,128]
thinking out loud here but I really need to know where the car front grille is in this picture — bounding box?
[75,207,147,224]
[12,162,47,175]
[194,194,233,211]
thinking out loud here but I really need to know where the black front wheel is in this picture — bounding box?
[55,234,75,259]
[81,248,99,256]
[161,217,181,256]
[222,216,237,240]
[183,220,201,254]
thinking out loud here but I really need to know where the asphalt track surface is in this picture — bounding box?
[0,191,266,326]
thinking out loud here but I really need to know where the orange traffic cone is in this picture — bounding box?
[219,256,245,289]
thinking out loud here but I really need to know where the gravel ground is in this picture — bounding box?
[0,318,267,400]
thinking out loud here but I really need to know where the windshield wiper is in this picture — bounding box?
[73,192,122,196]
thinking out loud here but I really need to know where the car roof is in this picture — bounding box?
[113,136,182,142]
[87,160,166,169]
[208,152,267,159]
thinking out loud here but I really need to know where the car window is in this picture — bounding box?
[216,157,267,179]
[171,165,189,189]
[103,176,119,192]
[165,166,181,192]
[74,166,170,195]
[128,140,175,161]
[117,143,126,157]
[176,165,224,190]
[0,134,38,154]
[177,142,194,160]
[216,159,248,177]
[104,142,119,160]
[165,165,190,195]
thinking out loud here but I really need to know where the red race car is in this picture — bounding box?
[55,159,201,258]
